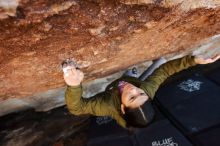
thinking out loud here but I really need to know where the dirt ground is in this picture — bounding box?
[0,106,90,146]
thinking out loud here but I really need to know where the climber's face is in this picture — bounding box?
[121,83,149,114]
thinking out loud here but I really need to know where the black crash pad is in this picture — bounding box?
[88,116,129,139]
[135,119,193,146]
[205,67,220,86]
[87,116,133,146]
[156,74,220,108]
[88,135,133,146]
[156,74,220,135]
[195,125,220,146]
[87,116,193,146]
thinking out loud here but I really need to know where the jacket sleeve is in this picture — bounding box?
[140,55,197,99]
[65,84,114,117]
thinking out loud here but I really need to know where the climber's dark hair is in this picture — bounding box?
[124,100,155,128]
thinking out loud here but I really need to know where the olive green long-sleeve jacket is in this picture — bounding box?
[65,55,197,128]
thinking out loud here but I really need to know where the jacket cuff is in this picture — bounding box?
[67,84,82,90]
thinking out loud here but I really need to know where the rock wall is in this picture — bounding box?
[0,0,220,116]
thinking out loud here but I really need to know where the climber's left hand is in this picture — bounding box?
[194,54,220,64]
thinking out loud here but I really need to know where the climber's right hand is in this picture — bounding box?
[62,59,84,86]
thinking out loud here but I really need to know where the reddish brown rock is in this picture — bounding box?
[0,0,220,114]
[0,0,171,100]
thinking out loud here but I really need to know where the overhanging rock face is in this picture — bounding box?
[0,0,220,115]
